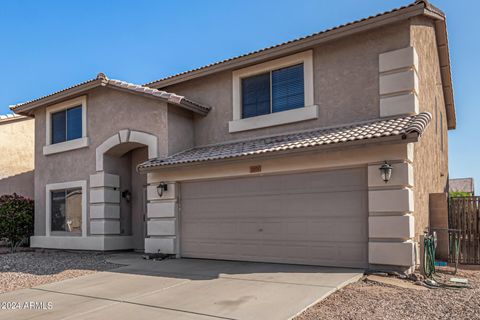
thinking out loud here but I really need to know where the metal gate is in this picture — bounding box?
[449,197,480,264]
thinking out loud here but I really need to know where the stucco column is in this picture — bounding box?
[144,179,178,254]
[89,172,121,235]
[367,151,416,271]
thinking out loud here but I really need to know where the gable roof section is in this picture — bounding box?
[138,112,432,171]
[145,0,455,129]
[10,73,210,116]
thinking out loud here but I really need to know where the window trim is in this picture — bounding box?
[231,50,315,132]
[44,96,89,155]
[45,180,87,237]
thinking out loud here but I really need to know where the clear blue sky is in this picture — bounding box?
[0,0,478,191]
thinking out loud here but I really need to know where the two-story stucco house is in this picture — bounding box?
[10,0,455,273]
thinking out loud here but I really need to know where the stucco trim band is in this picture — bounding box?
[30,235,134,251]
[229,105,319,133]
[43,137,90,156]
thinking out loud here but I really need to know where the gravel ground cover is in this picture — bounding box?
[296,266,480,320]
[0,251,122,293]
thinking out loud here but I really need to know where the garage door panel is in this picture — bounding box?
[182,240,366,268]
[181,169,366,200]
[181,168,368,268]
[182,191,366,218]
[183,218,366,243]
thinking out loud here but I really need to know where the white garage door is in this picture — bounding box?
[180,168,368,268]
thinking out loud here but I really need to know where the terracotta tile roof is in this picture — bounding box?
[10,78,98,111]
[145,1,440,88]
[104,77,210,114]
[449,178,475,194]
[10,73,210,116]
[138,112,432,170]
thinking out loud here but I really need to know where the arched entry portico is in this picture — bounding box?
[95,129,158,172]
[90,129,158,251]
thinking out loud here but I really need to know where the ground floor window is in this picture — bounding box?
[51,188,82,234]
[46,180,87,237]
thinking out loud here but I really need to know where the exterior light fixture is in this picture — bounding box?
[156,182,168,197]
[379,161,393,183]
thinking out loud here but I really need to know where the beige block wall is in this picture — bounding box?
[162,21,410,146]
[409,16,449,242]
[0,116,35,198]
[0,171,34,198]
[0,117,34,179]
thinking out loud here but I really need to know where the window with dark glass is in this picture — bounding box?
[51,105,82,144]
[51,188,82,234]
[241,63,304,119]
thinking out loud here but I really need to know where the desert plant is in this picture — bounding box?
[0,193,34,252]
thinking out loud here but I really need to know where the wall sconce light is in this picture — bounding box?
[379,161,393,183]
[122,190,131,202]
[156,182,168,197]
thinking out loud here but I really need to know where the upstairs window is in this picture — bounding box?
[44,96,88,155]
[241,64,304,119]
[51,105,82,144]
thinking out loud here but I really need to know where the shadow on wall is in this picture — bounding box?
[0,170,34,199]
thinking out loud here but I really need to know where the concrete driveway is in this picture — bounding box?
[0,254,363,320]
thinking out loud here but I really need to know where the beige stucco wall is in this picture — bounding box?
[162,21,410,146]
[0,117,34,179]
[131,146,148,250]
[32,88,194,236]
[409,16,449,241]
[0,116,35,197]
[167,105,194,155]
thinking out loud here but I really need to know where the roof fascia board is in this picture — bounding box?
[150,5,425,89]
[421,7,455,129]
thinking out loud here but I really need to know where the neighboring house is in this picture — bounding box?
[449,178,475,196]
[9,0,455,273]
[0,114,34,198]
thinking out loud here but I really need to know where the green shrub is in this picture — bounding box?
[0,194,34,252]
[449,191,472,198]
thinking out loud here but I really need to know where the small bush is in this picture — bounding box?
[0,194,34,252]
[449,191,472,198]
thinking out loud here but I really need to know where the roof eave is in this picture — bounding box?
[419,4,455,130]
[11,79,103,115]
[11,79,210,116]
[137,133,420,173]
